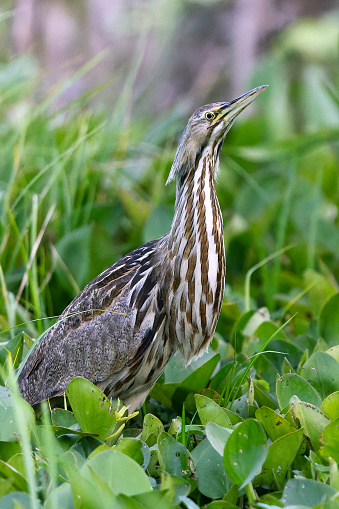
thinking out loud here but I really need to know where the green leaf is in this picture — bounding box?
[81,449,152,496]
[149,382,179,409]
[276,373,322,410]
[45,482,74,509]
[157,432,191,478]
[318,293,339,347]
[141,414,164,447]
[0,334,24,368]
[281,478,336,506]
[255,407,296,441]
[0,387,34,442]
[319,417,339,462]
[66,377,116,441]
[292,399,331,450]
[191,438,230,499]
[253,381,278,410]
[223,419,268,489]
[260,428,304,486]
[51,408,78,428]
[206,422,233,456]
[300,352,339,399]
[172,354,220,412]
[0,492,40,509]
[195,395,232,428]
[135,490,177,509]
[326,345,339,362]
[0,459,28,492]
[0,441,21,463]
[115,438,149,468]
[321,391,339,420]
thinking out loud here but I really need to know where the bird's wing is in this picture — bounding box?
[18,237,168,405]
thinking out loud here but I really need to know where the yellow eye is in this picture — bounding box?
[205,111,215,121]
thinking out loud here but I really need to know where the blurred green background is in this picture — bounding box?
[0,0,339,343]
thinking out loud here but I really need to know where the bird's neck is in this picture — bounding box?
[167,149,225,362]
[170,149,223,253]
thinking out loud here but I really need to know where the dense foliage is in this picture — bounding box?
[1,15,339,509]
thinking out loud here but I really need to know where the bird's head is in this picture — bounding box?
[166,85,268,186]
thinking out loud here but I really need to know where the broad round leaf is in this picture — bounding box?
[81,449,152,496]
[326,345,339,362]
[191,438,230,499]
[172,354,220,412]
[260,428,304,486]
[206,422,233,456]
[223,419,268,489]
[292,400,331,450]
[300,352,339,400]
[66,377,116,441]
[276,373,322,410]
[281,478,336,506]
[319,417,339,462]
[157,432,191,478]
[195,394,232,428]
[321,391,339,420]
[255,406,296,441]
[0,387,34,442]
[141,413,164,446]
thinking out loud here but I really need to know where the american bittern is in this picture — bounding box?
[18,85,267,411]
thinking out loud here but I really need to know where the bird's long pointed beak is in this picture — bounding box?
[215,85,268,125]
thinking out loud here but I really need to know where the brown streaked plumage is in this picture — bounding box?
[18,85,267,411]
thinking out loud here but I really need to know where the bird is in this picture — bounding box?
[18,85,267,411]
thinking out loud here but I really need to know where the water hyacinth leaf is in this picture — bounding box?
[253,381,278,410]
[191,438,230,499]
[300,352,339,399]
[281,356,296,375]
[321,391,339,420]
[223,419,268,489]
[276,373,322,410]
[51,408,78,428]
[229,393,250,419]
[0,459,28,492]
[318,292,339,347]
[195,395,232,428]
[319,417,339,462]
[0,333,24,368]
[81,449,152,496]
[260,428,304,486]
[255,406,296,441]
[0,441,21,463]
[115,437,150,468]
[292,400,331,450]
[157,432,191,478]
[68,467,116,509]
[135,489,180,509]
[0,387,35,442]
[172,354,220,411]
[66,377,116,441]
[223,408,243,425]
[281,478,336,506]
[0,492,38,509]
[149,382,179,409]
[206,422,233,456]
[326,345,339,363]
[45,482,74,509]
[141,413,164,446]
